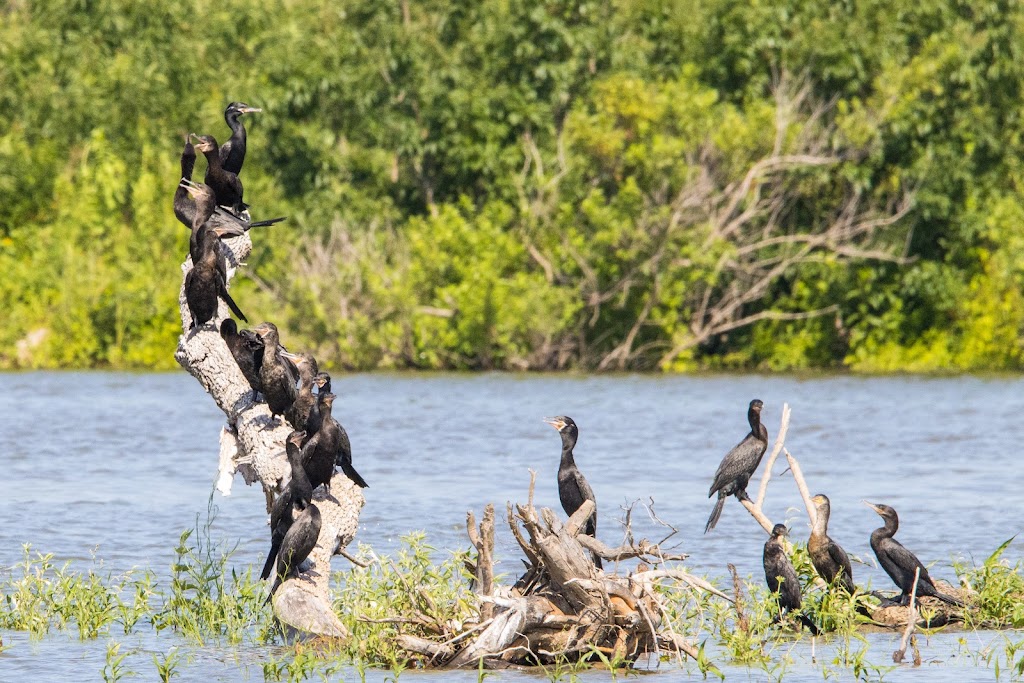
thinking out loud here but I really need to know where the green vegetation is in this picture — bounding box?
[5,514,1024,679]
[2,0,1023,372]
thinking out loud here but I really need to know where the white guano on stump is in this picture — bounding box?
[175,233,364,639]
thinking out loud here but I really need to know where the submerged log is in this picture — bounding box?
[175,234,364,638]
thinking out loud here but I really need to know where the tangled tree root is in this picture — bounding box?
[397,473,726,671]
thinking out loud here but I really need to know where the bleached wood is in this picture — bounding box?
[175,233,364,638]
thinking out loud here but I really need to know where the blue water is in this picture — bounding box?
[1,372,1022,680]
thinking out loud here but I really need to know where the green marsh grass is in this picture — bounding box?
[333,531,475,668]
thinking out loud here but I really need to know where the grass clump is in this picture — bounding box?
[955,537,1024,628]
[153,500,272,645]
[333,532,476,669]
[0,545,154,639]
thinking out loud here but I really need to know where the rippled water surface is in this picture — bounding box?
[1,372,1022,681]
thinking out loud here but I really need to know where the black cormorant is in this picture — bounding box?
[260,430,313,580]
[253,322,297,421]
[190,133,246,214]
[184,227,247,327]
[285,354,319,431]
[300,372,331,441]
[219,101,262,175]
[325,393,366,489]
[764,524,818,634]
[705,399,768,533]
[220,319,263,392]
[173,135,197,228]
[543,416,601,569]
[301,392,340,491]
[865,502,963,607]
[808,494,855,594]
[268,503,322,599]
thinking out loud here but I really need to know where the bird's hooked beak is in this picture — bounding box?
[862,500,884,515]
[179,177,204,196]
[188,132,200,143]
[240,105,262,114]
[280,350,301,361]
[542,417,566,431]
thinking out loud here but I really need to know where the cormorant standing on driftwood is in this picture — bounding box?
[219,101,262,175]
[285,354,319,431]
[173,134,197,228]
[301,372,331,441]
[261,430,313,580]
[268,503,322,600]
[220,319,263,393]
[808,494,855,594]
[764,524,818,634]
[184,224,248,328]
[253,322,296,422]
[543,416,602,569]
[327,394,366,489]
[705,399,768,533]
[865,502,963,607]
[301,392,340,492]
[190,133,246,214]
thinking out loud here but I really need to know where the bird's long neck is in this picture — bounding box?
[226,112,246,143]
[811,505,829,536]
[873,516,897,541]
[192,202,214,232]
[203,147,224,174]
[288,446,307,479]
[181,147,196,181]
[559,433,577,467]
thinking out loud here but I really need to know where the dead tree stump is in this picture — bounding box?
[174,233,364,639]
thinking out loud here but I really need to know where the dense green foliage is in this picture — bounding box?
[2,0,1023,371]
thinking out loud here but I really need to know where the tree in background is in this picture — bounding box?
[1,0,1022,371]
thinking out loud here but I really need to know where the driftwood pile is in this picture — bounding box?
[398,474,728,670]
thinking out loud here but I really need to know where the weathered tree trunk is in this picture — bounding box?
[175,234,364,639]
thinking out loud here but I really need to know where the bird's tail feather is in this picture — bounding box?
[220,286,248,323]
[705,496,726,534]
[250,216,287,228]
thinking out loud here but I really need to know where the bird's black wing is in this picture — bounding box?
[828,539,854,586]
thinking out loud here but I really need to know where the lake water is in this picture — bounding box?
[1,372,1021,681]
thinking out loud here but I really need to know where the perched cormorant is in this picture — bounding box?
[705,399,768,534]
[808,494,855,594]
[190,133,246,214]
[325,393,366,489]
[253,322,297,421]
[268,503,322,599]
[179,179,219,267]
[300,392,338,492]
[220,319,263,392]
[301,372,331,440]
[543,416,601,569]
[173,135,197,228]
[285,354,319,432]
[260,430,313,580]
[764,524,818,634]
[865,502,963,607]
[184,227,247,327]
[219,101,262,175]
